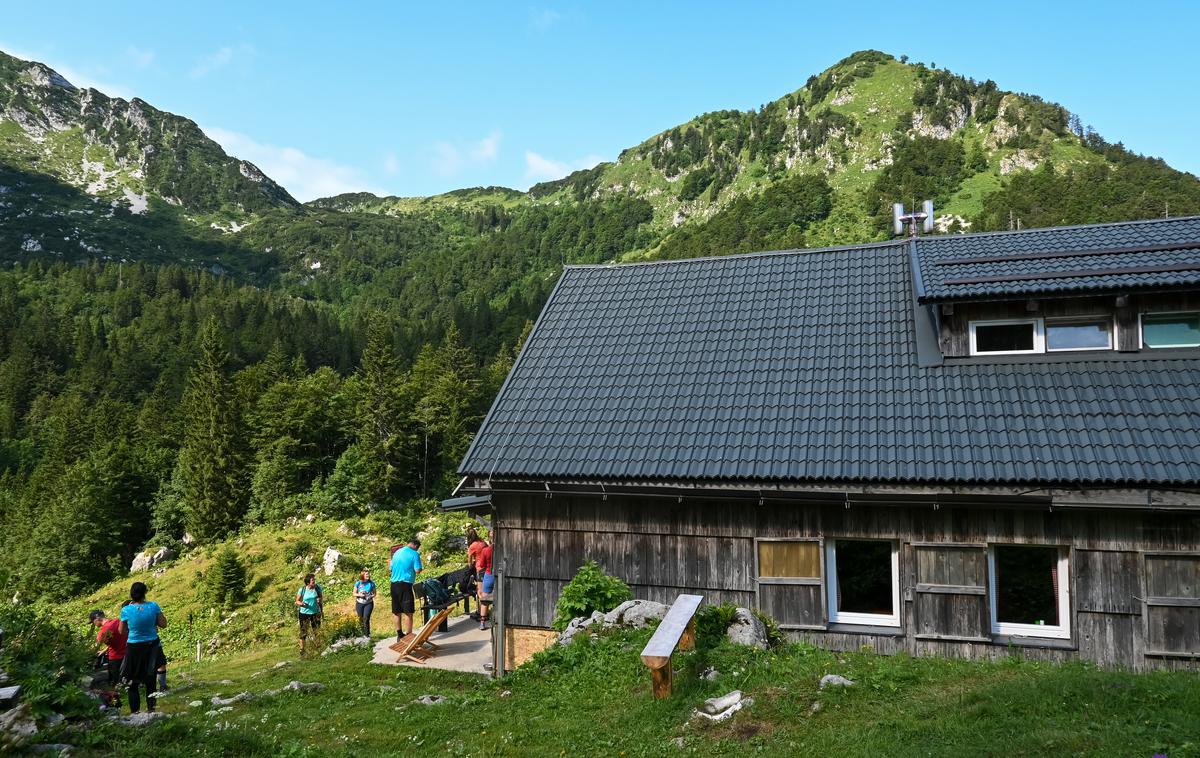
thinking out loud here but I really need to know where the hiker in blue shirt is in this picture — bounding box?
[353,569,377,637]
[118,582,168,714]
[389,539,423,642]
[295,573,323,656]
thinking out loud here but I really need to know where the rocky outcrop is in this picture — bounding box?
[819,674,855,689]
[130,546,174,573]
[322,636,371,656]
[0,702,37,750]
[322,546,342,575]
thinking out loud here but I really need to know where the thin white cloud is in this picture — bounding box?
[0,43,133,98]
[530,8,561,31]
[430,132,502,177]
[524,150,604,182]
[383,151,400,175]
[126,46,155,69]
[190,44,253,79]
[204,126,382,202]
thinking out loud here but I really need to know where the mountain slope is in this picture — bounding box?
[0,50,298,269]
[313,50,1200,261]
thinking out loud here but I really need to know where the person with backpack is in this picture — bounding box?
[118,582,167,714]
[353,568,376,637]
[295,573,323,656]
[90,608,127,706]
[390,538,422,642]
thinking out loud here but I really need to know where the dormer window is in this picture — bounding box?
[1142,312,1200,349]
[969,316,1117,356]
[1045,317,1113,352]
[969,319,1042,355]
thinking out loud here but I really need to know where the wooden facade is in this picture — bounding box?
[492,490,1200,671]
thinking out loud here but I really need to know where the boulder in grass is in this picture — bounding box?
[725,607,768,649]
[0,685,20,708]
[819,674,855,689]
[692,690,754,722]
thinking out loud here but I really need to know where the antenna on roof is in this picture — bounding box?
[892,200,935,238]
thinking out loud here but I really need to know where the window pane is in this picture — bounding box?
[975,322,1035,353]
[758,541,820,578]
[994,545,1060,626]
[834,540,893,615]
[1046,320,1110,351]
[1143,313,1200,348]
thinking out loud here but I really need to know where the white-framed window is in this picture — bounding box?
[1141,311,1200,349]
[1044,316,1113,352]
[987,544,1070,639]
[969,319,1044,355]
[825,539,900,627]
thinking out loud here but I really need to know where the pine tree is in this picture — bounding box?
[205,546,247,608]
[177,318,248,541]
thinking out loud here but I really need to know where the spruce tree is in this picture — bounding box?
[350,316,417,504]
[177,318,248,541]
[206,546,247,608]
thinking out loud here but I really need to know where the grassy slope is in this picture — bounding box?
[58,514,480,664]
[42,626,1200,757]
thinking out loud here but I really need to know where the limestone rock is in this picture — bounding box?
[557,611,605,645]
[322,636,371,656]
[0,703,37,749]
[725,608,768,649]
[692,690,753,722]
[116,711,168,726]
[181,532,195,545]
[322,547,342,575]
[210,692,253,706]
[414,694,446,705]
[819,674,855,689]
[602,599,668,629]
[130,546,174,573]
[30,743,73,755]
[188,701,203,708]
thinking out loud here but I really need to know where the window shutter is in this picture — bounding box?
[1143,553,1200,657]
[755,539,825,630]
[913,543,989,642]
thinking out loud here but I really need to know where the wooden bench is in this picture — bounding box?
[640,594,704,699]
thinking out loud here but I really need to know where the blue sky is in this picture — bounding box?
[4,1,1196,201]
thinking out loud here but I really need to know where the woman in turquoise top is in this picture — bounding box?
[295,573,323,656]
[353,569,376,637]
[118,582,168,714]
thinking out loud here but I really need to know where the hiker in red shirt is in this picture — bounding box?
[90,608,128,698]
[476,539,493,630]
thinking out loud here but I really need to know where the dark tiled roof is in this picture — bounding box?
[460,237,1200,487]
[914,216,1200,303]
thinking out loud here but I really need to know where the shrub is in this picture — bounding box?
[552,561,632,631]
[0,605,94,717]
[205,547,248,608]
[321,613,362,644]
[285,539,314,563]
[696,603,740,647]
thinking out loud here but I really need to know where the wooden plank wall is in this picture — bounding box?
[495,492,1200,671]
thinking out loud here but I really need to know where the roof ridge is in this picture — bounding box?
[567,238,906,270]
[917,214,1200,244]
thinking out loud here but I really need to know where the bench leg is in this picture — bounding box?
[650,659,673,699]
[679,617,696,652]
